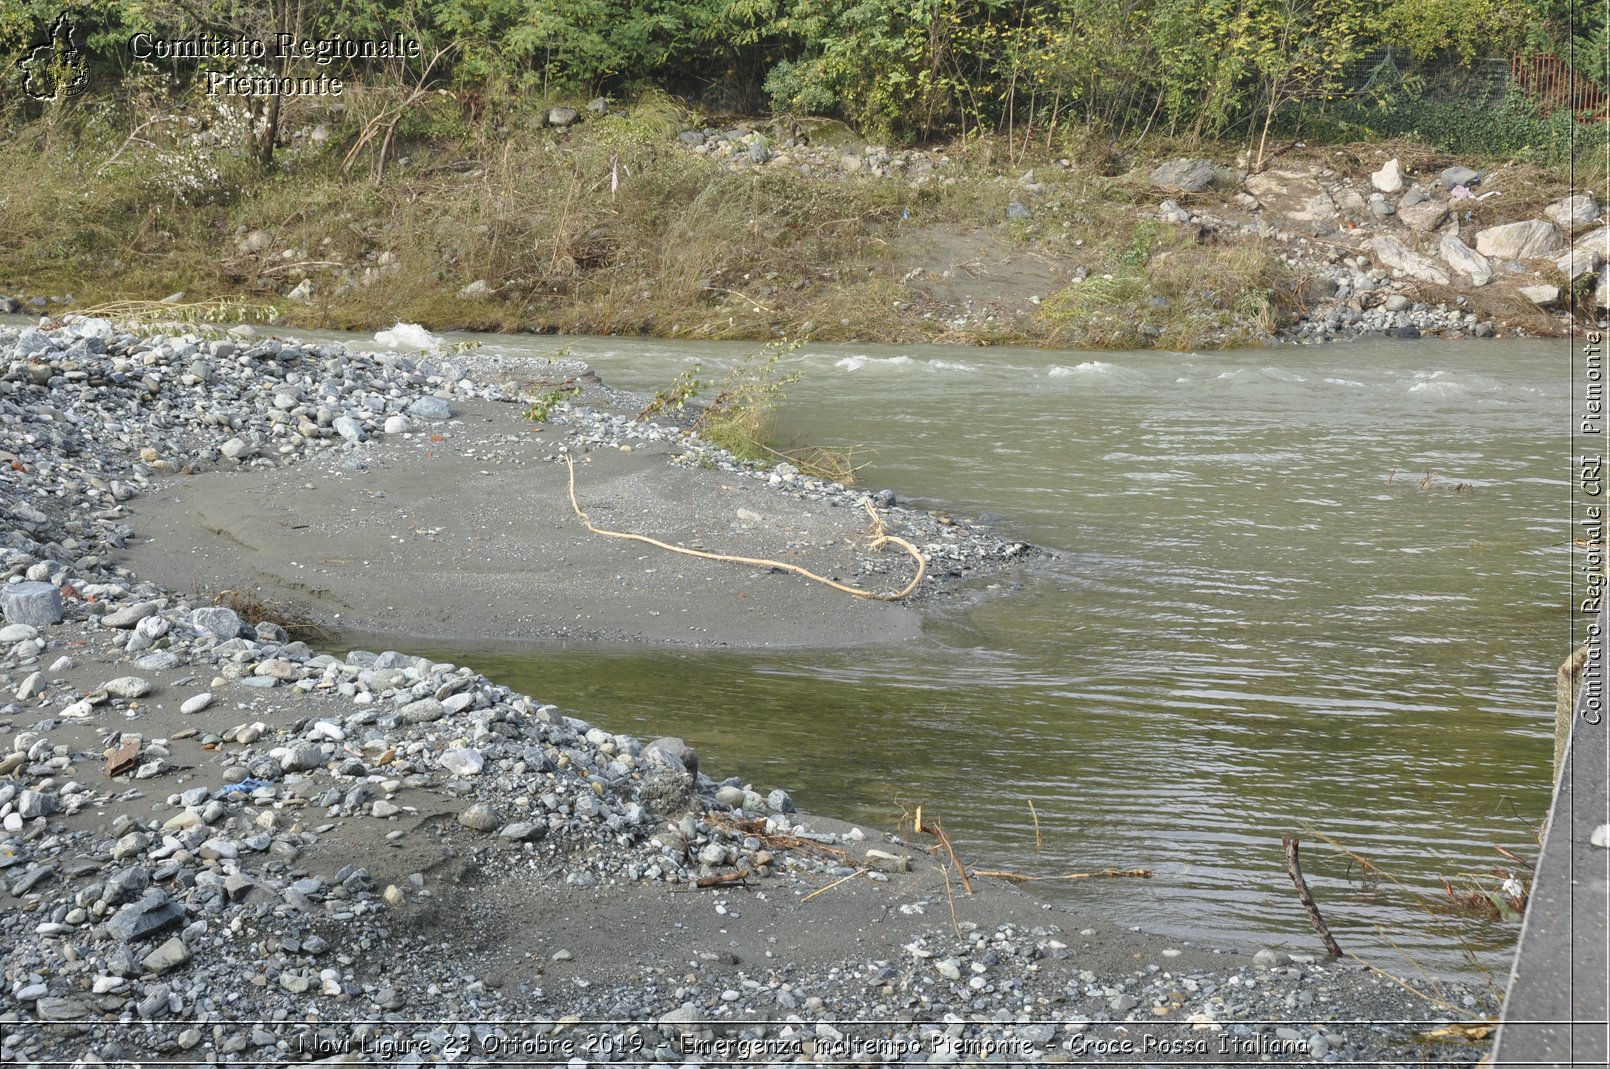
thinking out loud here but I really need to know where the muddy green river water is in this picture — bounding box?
[339,330,1570,980]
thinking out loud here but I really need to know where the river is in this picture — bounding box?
[323,328,1565,979]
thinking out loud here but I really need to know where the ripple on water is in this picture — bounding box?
[1047,360,1115,376]
[833,354,914,371]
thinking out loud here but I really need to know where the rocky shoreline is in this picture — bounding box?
[2,319,1501,1064]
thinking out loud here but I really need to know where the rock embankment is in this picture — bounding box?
[1145,156,1607,342]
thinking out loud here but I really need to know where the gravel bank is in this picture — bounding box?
[2,319,1499,1065]
[3,318,1033,648]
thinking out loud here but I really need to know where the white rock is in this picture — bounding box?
[1544,193,1600,229]
[101,676,152,699]
[180,693,213,715]
[1370,159,1403,193]
[1557,246,1601,281]
[14,671,43,701]
[1475,220,1565,261]
[1365,235,1450,285]
[1519,285,1560,305]
[439,748,484,776]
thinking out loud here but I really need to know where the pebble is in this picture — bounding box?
[457,803,501,832]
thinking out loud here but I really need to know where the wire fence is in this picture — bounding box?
[1332,48,1607,121]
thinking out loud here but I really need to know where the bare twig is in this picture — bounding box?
[94,116,172,177]
[1283,835,1343,957]
[914,807,973,894]
[803,869,865,903]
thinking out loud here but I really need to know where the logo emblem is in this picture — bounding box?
[17,13,88,100]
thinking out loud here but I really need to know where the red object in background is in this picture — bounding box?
[1511,53,1609,121]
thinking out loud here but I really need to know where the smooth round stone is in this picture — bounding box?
[102,676,152,699]
[456,804,500,832]
[0,623,40,642]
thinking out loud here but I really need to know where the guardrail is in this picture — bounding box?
[1491,606,1607,1066]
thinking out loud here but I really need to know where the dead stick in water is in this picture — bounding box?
[916,808,973,894]
[1283,835,1343,957]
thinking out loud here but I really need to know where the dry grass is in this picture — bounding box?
[209,588,332,644]
[1,97,1585,350]
[1038,223,1293,350]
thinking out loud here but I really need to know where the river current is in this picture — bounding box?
[332,330,1567,979]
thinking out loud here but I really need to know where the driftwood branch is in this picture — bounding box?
[975,868,1152,882]
[1283,835,1343,957]
[915,806,973,894]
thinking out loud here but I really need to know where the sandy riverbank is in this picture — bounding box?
[1,319,1500,1063]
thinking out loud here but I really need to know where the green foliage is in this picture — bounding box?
[638,360,705,420]
[1325,72,1590,162]
[522,386,579,422]
[689,340,802,461]
[1378,0,1533,63]
[5,0,1599,147]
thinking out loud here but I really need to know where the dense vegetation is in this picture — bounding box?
[0,0,1599,359]
[2,1,1605,148]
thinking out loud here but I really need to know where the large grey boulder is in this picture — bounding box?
[1544,193,1601,229]
[1439,234,1493,287]
[188,606,245,641]
[1556,245,1600,282]
[645,736,699,778]
[1397,199,1449,233]
[1365,235,1451,285]
[408,396,451,421]
[1149,158,1221,193]
[105,891,185,942]
[1475,220,1565,261]
[1,581,62,626]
